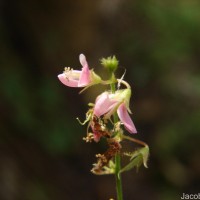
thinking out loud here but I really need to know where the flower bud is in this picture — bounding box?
[100,56,119,73]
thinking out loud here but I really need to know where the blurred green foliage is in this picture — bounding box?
[0,0,200,199]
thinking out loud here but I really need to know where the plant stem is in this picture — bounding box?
[110,74,123,200]
[122,135,148,147]
[115,153,123,200]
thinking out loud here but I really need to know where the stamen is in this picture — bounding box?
[63,67,75,81]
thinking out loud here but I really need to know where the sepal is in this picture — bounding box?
[118,146,149,177]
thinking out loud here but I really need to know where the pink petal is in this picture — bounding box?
[58,74,79,87]
[79,54,87,67]
[94,92,117,117]
[78,66,91,87]
[78,54,91,87]
[104,101,120,119]
[117,103,137,133]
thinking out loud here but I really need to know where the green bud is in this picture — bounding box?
[100,56,119,73]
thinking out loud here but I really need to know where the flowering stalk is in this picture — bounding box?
[57,54,149,200]
[109,73,123,200]
[113,105,124,200]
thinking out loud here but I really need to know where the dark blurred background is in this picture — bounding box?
[0,0,200,199]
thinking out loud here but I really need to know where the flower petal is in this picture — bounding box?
[104,101,120,119]
[79,54,91,87]
[79,54,87,67]
[78,66,91,87]
[58,73,79,87]
[94,92,117,117]
[117,103,137,133]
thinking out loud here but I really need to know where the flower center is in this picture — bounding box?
[64,67,81,81]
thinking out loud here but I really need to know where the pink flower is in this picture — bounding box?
[58,54,101,87]
[94,89,137,134]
